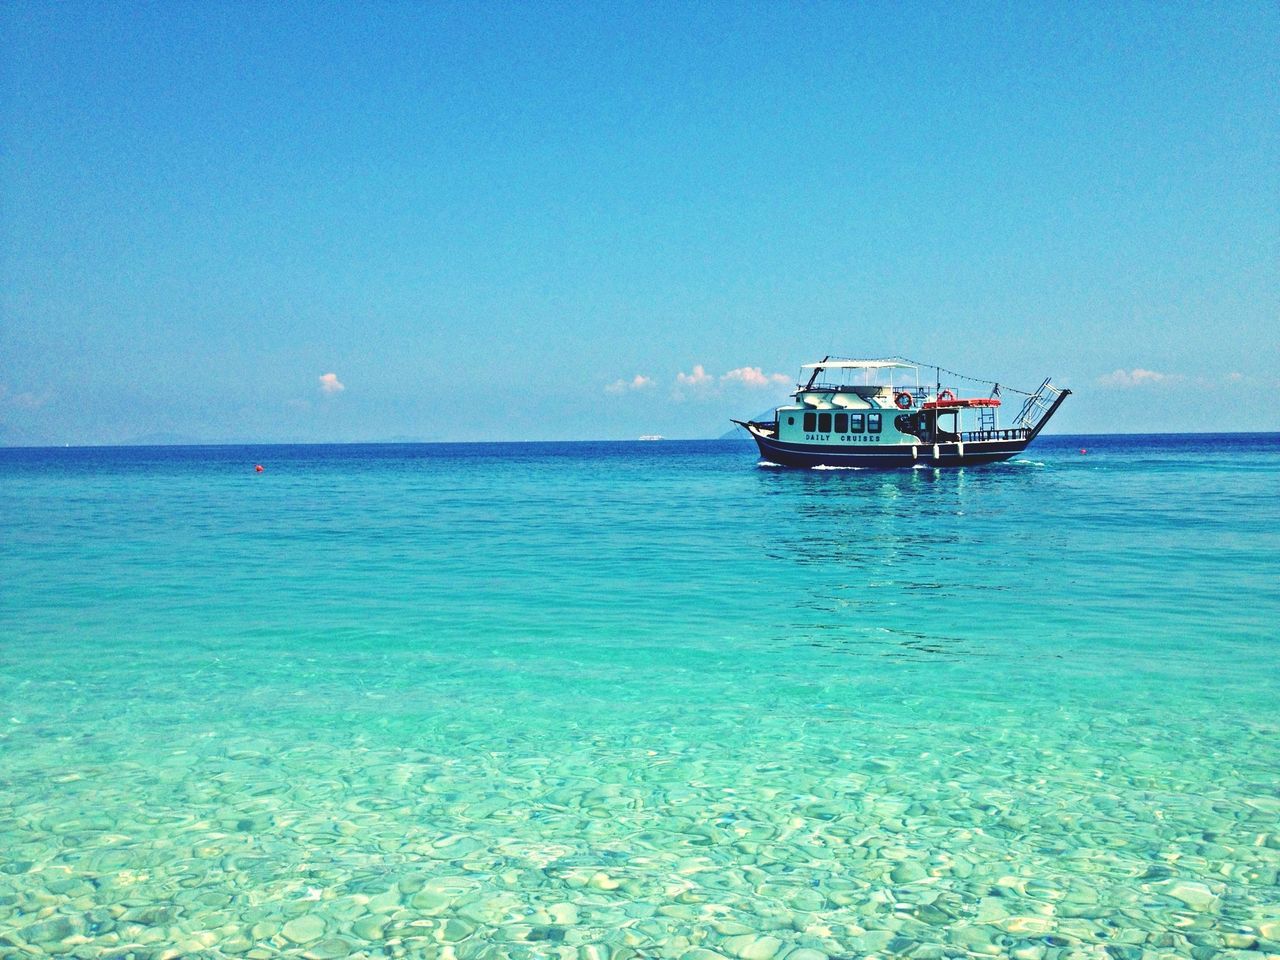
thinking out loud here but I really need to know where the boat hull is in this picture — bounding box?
[744,428,1030,469]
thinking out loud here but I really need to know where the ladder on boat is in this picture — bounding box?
[1014,379,1072,440]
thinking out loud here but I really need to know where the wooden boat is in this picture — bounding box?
[733,358,1069,468]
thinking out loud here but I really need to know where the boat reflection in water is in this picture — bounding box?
[745,455,1066,666]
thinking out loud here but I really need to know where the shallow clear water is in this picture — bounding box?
[2,435,1278,959]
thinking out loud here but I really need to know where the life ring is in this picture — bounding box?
[937,389,956,402]
[894,392,913,409]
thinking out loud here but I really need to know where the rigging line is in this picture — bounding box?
[888,356,1037,396]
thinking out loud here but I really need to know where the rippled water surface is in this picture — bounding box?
[2,435,1278,959]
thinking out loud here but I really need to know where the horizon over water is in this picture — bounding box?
[2,434,1278,959]
[2,428,1276,450]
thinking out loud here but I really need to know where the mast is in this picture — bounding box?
[803,356,828,391]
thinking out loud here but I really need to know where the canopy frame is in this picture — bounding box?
[801,357,921,391]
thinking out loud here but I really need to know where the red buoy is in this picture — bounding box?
[1079,448,1087,455]
[255,464,264,472]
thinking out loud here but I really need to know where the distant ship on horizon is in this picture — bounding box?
[637,434,664,441]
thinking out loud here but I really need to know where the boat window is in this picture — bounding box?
[787,416,795,425]
[803,412,816,432]
[834,413,848,433]
[868,413,882,433]
[850,413,864,433]
[818,413,832,433]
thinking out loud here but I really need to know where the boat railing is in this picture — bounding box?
[805,382,886,394]
[961,428,1030,442]
[1014,380,1073,440]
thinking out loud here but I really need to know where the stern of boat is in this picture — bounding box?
[1014,381,1072,439]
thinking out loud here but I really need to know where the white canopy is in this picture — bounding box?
[801,358,917,370]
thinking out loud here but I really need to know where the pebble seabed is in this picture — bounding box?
[3,702,1279,960]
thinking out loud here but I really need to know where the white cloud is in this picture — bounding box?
[0,385,55,409]
[318,372,345,395]
[676,364,713,388]
[13,391,47,409]
[1097,368,1173,388]
[605,375,654,395]
[721,366,790,389]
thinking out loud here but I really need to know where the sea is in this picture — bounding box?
[1,434,1277,959]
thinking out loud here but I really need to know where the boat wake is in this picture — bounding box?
[811,464,866,471]
[756,460,782,468]
[1010,458,1046,467]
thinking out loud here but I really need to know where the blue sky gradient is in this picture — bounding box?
[2,2,1277,442]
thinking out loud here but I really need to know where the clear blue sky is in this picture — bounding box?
[2,1,1276,442]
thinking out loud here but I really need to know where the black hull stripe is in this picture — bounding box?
[749,434,1029,469]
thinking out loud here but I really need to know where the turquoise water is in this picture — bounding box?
[2,436,1278,959]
